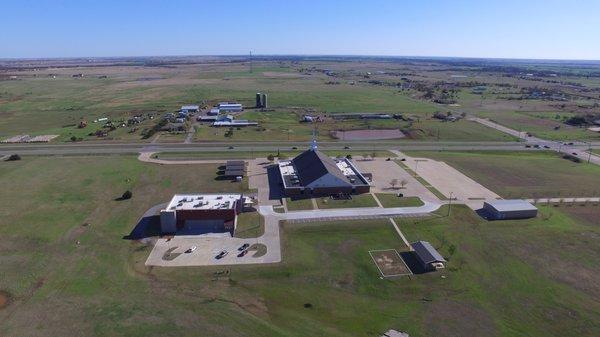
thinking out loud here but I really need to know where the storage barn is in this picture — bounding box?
[483,199,538,220]
[411,241,446,271]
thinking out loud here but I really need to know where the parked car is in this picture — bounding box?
[185,246,197,253]
[237,250,248,258]
[525,145,531,148]
[215,250,228,259]
[572,152,578,156]
[238,243,250,251]
[228,146,234,150]
[543,145,550,149]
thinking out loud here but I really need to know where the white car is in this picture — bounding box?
[185,246,197,253]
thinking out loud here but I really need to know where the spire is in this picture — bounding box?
[310,128,318,151]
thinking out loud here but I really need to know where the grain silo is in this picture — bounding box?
[255,93,262,108]
[261,93,268,109]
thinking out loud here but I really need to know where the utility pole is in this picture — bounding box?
[447,191,453,216]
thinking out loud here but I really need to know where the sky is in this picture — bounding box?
[1,0,600,60]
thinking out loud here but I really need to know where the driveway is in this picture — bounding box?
[399,152,500,210]
[354,158,440,202]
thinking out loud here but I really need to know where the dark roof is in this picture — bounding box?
[224,169,245,177]
[411,241,446,264]
[291,150,350,187]
[226,160,245,167]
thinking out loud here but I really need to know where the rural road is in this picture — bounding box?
[470,117,600,166]
[2,140,598,156]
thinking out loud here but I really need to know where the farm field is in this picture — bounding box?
[406,151,600,198]
[0,59,530,143]
[0,155,598,336]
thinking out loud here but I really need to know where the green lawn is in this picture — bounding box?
[375,194,424,207]
[0,155,598,336]
[407,151,600,198]
[315,193,378,209]
[234,212,264,238]
[285,198,314,211]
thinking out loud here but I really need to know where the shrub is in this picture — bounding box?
[6,154,21,161]
[121,190,133,200]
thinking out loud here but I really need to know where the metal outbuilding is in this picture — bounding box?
[483,199,538,220]
[411,241,446,271]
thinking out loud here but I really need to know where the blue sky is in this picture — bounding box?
[2,0,599,60]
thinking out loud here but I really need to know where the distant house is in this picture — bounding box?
[483,199,538,220]
[181,105,199,113]
[411,241,446,271]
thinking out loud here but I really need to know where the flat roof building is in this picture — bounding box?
[483,199,538,220]
[159,194,251,235]
[181,105,199,113]
[223,160,247,178]
[278,140,370,196]
[217,102,243,112]
[411,241,446,271]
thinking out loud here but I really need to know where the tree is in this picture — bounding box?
[7,154,21,161]
[70,136,77,142]
[400,179,408,189]
[121,190,132,200]
[390,179,398,189]
[267,154,275,162]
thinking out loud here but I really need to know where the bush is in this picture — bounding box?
[6,154,21,161]
[267,154,275,161]
[121,190,133,200]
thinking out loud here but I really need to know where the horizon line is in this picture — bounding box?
[1,53,600,63]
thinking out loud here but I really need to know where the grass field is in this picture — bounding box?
[407,151,600,198]
[0,61,515,143]
[375,194,424,208]
[1,155,598,336]
[315,193,379,209]
[285,198,314,211]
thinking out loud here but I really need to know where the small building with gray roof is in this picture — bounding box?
[411,241,446,271]
[483,199,538,220]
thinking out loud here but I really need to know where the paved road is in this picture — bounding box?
[4,140,599,156]
[138,151,227,165]
[470,117,600,165]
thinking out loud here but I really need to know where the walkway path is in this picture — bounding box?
[526,197,600,204]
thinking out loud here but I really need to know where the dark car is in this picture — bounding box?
[543,145,550,149]
[292,146,298,150]
[238,243,250,251]
[228,146,234,150]
[237,250,248,258]
[525,145,531,148]
[344,146,351,149]
[572,152,578,156]
[215,251,228,259]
